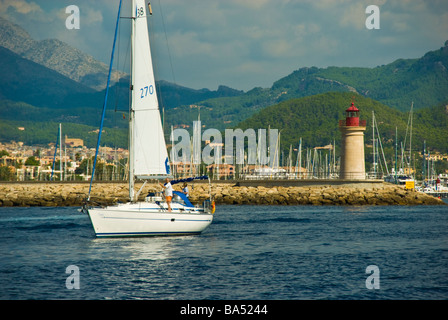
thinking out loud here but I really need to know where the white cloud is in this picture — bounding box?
[262,39,293,58]
[53,6,102,25]
[229,0,269,10]
[83,7,103,25]
[340,2,368,30]
[0,0,42,14]
[1,0,447,90]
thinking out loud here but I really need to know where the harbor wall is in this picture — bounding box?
[0,181,445,207]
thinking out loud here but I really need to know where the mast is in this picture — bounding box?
[87,0,122,201]
[64,138,67,180]
[333,139,335,177]
[297,137,302,179]
[409,101,413,177]
[372,111,375,178]
[171,125,176,178]
[288,144,292,175]
[129,0,136,201]
[50,125,60,181]
[395,127,398,183]
[59,123,62,181]
[423,140,426,182]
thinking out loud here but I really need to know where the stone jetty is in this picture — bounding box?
[0,181,445,207]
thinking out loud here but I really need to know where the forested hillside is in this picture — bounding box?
[0,13,446,157]
[237,92,448,158]
[167,41,448,130]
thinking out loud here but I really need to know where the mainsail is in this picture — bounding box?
[131,0,169,178]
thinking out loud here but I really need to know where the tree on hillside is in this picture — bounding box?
[0,166,14,181]
[25,156,40,166]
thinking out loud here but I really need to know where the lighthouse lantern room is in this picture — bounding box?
[345,102,360,126]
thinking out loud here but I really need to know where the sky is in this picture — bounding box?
[1,0,447,91]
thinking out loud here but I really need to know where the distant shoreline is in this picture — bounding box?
[0,180,445,207]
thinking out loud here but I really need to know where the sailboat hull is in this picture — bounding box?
[87,203,213,237]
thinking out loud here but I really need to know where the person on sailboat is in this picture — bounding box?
[181,182,189,198]
[160,178,173,212]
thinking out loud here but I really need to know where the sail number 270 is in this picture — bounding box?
[140,85,154,98]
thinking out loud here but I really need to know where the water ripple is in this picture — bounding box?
[0,205,447,299]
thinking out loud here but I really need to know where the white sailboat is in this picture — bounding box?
[84,0,214,237]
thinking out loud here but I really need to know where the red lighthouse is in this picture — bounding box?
[338,100,367,179]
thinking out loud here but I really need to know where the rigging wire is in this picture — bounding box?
[88,0,123,200]
[149,0,177,138]
[158,0,176,85]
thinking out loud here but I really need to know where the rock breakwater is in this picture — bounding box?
[0,181,445,207]
[212,183,445,206]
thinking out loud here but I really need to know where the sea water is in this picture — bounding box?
[0,204,447,300]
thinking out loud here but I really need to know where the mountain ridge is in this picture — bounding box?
[0,16,123,91]
[165,40,448,131]
[0,46,95,107]
[0,15,447,158]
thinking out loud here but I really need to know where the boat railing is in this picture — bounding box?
[145,190,164,203]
